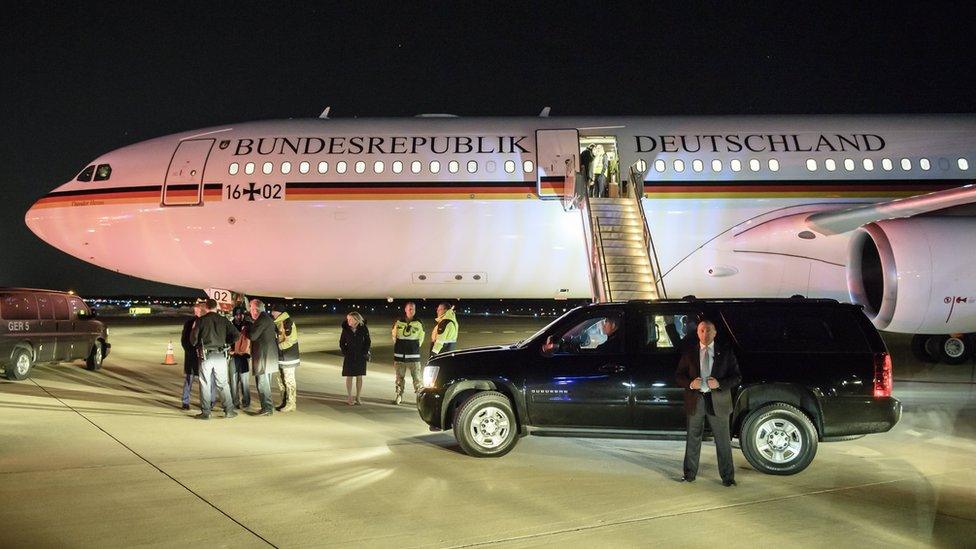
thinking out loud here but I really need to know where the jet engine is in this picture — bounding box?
[847,217,976,334]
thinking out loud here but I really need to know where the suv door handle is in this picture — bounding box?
[599,364,626,374]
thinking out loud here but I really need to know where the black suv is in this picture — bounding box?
[1,288,110,380]
[417,299,901,475]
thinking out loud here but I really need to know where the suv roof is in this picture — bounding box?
[622,297,843,306]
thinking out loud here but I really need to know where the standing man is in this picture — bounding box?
[580,144,595,196]
[430,302,459,359]
[192,299,239,419]
[391,301,425,405]
[179,300,207,410]
[247,299,277,416]
[675,319,742,486]
[272,306,300,412]
[229,305,252,410]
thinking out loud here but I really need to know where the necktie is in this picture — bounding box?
[701,348,710,393]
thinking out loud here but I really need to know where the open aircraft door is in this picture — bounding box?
[162,139,214,206]
[536,129,580,207]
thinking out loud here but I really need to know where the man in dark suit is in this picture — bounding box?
[675,319,742,486]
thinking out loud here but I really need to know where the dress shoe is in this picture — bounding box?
[680,476,695,482]
[194,413,211,420]
[722,479,737,487]
[181,404,190,410]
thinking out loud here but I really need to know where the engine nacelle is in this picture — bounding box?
[848,217,976,334]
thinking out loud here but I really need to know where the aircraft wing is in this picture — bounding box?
[805,183,976,235]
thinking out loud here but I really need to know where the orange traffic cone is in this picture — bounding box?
[162,341,177,365]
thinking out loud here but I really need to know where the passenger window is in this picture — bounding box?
[543,312,624,355]
[1,295,38,320]
[53,296,69,320]
[640,312,700,353]
[69,297,90,319]
[94,164,112,181]
[722,307,869,353]
[77,165,96,182]
[36,296,55,320]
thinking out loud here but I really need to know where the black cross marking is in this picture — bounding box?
[243,182,259,201]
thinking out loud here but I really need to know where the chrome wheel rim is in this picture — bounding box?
[15,354,30,376]
[755,418,803,464]
[94,345,103,365]
[469,406,511,449]
[944,337,965,359]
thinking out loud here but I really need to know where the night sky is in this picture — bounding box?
[4,2,974,296]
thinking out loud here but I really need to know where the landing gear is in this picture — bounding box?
[912,334,974,365]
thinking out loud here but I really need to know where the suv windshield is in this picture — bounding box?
[516,307,583,348]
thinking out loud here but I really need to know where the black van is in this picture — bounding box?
[417,298,901,475]
[1,288,110,380]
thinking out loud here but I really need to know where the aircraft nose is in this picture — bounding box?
[25,181,83,253]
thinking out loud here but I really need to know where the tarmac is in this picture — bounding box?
[1,313,975,548]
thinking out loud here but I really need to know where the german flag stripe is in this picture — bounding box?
[28,178,971,207]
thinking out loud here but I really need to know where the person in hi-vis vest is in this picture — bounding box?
[391,301,425,405]
[430,303,459,358]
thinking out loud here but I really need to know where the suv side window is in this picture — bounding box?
[36,295,55,320]
[1,294,38,320]
[546,311,624,355]
[722,306,869,353]
[68,297,90,319]
[640,311,701,353]
[53,296,70,320]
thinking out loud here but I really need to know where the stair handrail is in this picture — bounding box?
[578,186,611,303]
[629,170,668,299]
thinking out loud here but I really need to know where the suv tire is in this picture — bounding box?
[740,403,818,475]
[453,391,519,458]
[85,342,104,371]
[6,348,34,380]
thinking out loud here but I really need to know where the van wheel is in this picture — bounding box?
[6,348,34,380]
[910,335,938,363]
[740,403,818,475]
[939,336,972,365]
[85,343,104,371]
[453,391,519,458]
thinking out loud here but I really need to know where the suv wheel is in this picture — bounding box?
[740,403,818,475]
[85,343,104,371]
[6,348,34,380]
[939,336,972,365]
[453,391,519,458]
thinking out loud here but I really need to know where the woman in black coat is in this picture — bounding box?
[340,311,371,405]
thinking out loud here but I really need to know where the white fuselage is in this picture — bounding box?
[25,115,976,325]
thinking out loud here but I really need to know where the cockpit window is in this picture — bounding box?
[94,164,112,181]
[77,165,95,182]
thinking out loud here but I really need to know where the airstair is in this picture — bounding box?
[586,196,663,301]
[534,128,666,303]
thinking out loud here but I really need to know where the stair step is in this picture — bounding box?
[603,255,651,266]
[608,282,657,292]
[610,290,659,301]
[602,247,648,257]
[604,264,652,274]
[600,240,646,249]
[590,198,631,205]
[607,272,655,282]
[594,219,643,228]
[598,232,643,241]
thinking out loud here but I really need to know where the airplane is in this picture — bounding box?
[25,113,976,364]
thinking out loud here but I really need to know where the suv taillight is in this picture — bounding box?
[873,352,892,398]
